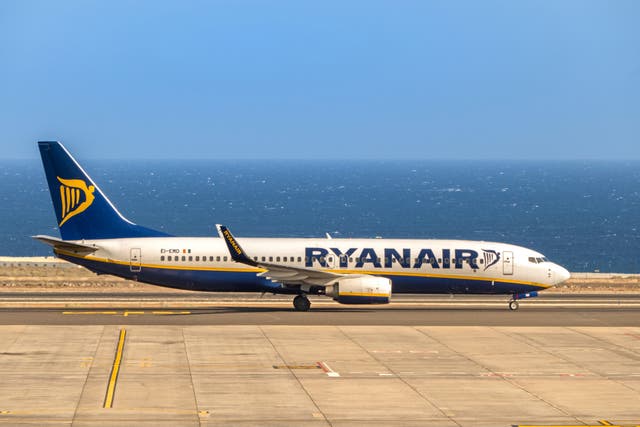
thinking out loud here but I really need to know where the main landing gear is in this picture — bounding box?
[293,294,311,312]
[508,300,520,311]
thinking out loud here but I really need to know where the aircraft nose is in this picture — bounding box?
[553,264,571,285]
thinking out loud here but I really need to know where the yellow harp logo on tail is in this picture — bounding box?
[57,177,95,226]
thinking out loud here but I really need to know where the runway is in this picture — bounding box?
[0,293,638,326]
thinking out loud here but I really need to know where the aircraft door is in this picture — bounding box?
[130,248,142,273]
[503,251,513,275]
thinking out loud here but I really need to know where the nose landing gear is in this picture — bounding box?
[293,294,311,312]
[509,291,539,310]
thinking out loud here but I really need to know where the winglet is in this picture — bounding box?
[216,224,257,266]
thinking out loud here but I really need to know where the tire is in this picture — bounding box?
[509,300,519,311]
[293,295,311,312]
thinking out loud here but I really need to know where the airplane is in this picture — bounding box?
[34,141,571,311]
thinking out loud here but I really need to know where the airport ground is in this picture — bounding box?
[0,259,639,426]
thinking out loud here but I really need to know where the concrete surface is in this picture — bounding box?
[0,325,639,426]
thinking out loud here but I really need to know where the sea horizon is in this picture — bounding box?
[1,159,639,273]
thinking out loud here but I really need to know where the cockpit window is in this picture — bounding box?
[529,256,549,264]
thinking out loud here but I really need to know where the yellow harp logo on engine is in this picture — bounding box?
[57,177,95,226]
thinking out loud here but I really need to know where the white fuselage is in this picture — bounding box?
[56,236,570,295]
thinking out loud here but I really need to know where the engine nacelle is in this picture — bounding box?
[325,276,391,304]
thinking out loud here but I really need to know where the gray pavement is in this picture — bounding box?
[0,305,639,327]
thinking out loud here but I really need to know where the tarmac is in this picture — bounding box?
[0,294,639,426]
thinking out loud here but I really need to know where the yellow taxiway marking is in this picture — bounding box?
[62,311,191,316]
[104,329,126,409]
[122,311,144,316]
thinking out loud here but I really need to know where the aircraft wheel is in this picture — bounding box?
[293,295,311,312]
[509,300,519,311]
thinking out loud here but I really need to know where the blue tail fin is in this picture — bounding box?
[38,141,170,240]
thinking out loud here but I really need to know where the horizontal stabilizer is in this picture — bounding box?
[32,235,99,255]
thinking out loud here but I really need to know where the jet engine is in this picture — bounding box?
[325,276,391,304]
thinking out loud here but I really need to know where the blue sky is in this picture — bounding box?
[1,1,639,159]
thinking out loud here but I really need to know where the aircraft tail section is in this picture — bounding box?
[38,141,170,240]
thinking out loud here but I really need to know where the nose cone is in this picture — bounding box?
[553,264,571,285]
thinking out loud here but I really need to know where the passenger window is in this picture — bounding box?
[167,256,171,261]
[328,257,333,263]
[269,256,273,262]
[438,258,442,263]
[223,256,228,261]
[209,256,214,261]
[297,257,302,262]
[195,256,200,261]
[276,256,281,262]
[182,256,186,261]
[479,258,484,264]
[283,256,287,262]
[160,256,165,261]
[216,256,220,262]
[262,256,266,262]
[349,257,353,262]
[188,256,193,261]
[253,256,258,261]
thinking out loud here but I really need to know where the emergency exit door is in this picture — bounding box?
[130,248,141,273]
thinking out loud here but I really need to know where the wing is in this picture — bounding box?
[216,224,342,287]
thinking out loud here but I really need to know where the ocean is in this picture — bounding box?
[1,159,639,273]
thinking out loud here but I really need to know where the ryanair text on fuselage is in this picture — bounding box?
[305,247,500,270]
